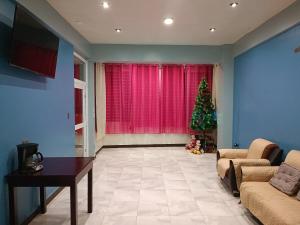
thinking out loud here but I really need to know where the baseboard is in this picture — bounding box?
[106,143,185,148]
[20,187,64,225]
[96,143,186,155]
[96,147,103,155]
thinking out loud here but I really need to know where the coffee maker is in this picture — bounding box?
[17,143,44,173]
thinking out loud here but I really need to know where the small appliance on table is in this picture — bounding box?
[17,143,44,173]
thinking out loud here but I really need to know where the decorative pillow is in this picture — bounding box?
[269,163,300,195]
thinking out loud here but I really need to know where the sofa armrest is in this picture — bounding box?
[218,149,248,159]
[231,158,271,167]
[241,166,279,182]
[231,159,271,190]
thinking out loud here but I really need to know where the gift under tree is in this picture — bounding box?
[190,79,217,152]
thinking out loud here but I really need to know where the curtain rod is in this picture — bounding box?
[100,62,217,66]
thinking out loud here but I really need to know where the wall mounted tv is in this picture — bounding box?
[10,5,59,78]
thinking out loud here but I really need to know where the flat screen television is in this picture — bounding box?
[10,5,59,78]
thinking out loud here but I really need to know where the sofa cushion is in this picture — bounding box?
[269,163,300,195]
[217,158,230,178]
[241,182,300,225]
[247,138,277,159]
[285,150,300,170]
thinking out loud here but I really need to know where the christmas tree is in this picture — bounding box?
[190,79,217,150]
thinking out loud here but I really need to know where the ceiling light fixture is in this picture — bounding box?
[164,18,174,25]
[209,28,216,32]
[115,28,122,33]
[230,2,239,8]
[102,1,110,9]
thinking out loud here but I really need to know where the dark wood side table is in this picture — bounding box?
[6,157,94,225]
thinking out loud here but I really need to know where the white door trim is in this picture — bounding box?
[74,52,89,157]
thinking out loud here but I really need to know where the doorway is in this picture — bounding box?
[74,52,88,157]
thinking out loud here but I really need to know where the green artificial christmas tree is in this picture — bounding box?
[190,79,217,151]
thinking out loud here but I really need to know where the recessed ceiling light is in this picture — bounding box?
[115,28,122,33]
[209,28,216,32]
[102,1,110,9]
[164,18,174,25]
[230,2,239,8]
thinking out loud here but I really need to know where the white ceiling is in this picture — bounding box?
[47,0,295,45]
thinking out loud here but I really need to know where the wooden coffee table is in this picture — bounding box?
[6,157,94,225]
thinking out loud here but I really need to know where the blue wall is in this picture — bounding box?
[0,20,75,224]
[233,24,300,156]
[90,44,222,63]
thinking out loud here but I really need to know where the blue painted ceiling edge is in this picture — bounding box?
[233,0,300,57]
[234,22,300,59]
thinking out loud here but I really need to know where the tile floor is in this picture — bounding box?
[30,147,260,225]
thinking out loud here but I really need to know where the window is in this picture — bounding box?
[104,63,213,134]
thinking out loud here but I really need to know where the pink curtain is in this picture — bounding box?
[131,64,160,133]
[105,64,133,133]
[105,64,160,134]
[161,64,187,133]
[105,63,213,134]
[185,64,214,131]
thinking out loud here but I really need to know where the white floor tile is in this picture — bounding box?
[140,190,168,203]
[170,216,206,225]
[112,189,140,202]
[106,201,138,216]
[168,201,201,216]
[166,190,195,202]
[102,216,137,225]
[29,147,258,225]
[138,202,169,216]
[137,216,171,225]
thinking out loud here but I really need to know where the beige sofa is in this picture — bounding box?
[217,138,281,196]
[240,150,300,225]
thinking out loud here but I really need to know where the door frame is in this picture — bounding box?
[74,52,89,156]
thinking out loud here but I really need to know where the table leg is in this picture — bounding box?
[88,168,93,213]
[40,187,47,214]
[8,184,16,225]
[70,183,78,225]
